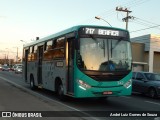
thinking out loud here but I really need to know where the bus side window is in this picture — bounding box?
[34,45,37,53]
[47,41,52,50]
[44,40,53,60]
[44,42,47,51]
[53,40,57,49]
[32,45,37,60]
[28,46,33,62]
[53,37,65,59]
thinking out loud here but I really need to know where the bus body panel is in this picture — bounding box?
[74,66,132,98]
[42,60,67,92]
[25,61,38,85]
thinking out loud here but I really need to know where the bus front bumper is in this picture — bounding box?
[75,84,132,98]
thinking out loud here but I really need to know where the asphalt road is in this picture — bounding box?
[0,71,160,120]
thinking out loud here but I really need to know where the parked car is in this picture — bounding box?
[10,66,15,71]
[15,66,22,74]
[132,71,160,98]
[13,64,22,71]
[2,66,10,71]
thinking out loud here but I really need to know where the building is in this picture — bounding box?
[131,34,160,73]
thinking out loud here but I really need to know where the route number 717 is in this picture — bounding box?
[85,28,95,34]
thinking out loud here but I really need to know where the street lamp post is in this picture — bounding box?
[95,16,112,27]
[20,40,27,44]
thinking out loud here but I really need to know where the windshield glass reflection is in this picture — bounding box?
[77,38,132,71]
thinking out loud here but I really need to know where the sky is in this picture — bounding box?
[0,0,160,60]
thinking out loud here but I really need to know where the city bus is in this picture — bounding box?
[22,25,132,100]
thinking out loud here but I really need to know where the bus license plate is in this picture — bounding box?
[103,91,112,95]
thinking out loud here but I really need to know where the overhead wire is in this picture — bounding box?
[135,17,159,26]
[130,25,160,33]
[131,17,160,30]
[133,19,154,27]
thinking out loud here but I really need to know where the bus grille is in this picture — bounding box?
[89,74,125,81]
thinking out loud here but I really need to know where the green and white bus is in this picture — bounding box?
[22,25,132,99]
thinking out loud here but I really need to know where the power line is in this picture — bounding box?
[130,25,160,33]
[135,17,159,26]
[133,21,152,27]
[130,17,160,30]
[132,20,160,31]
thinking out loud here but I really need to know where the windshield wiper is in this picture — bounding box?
[90,35,97,41]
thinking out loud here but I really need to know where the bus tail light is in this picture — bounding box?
[123,79,132,89]
[78,80,91,89]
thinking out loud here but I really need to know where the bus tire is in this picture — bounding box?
[57,84,66,101]
[30,76,36,90]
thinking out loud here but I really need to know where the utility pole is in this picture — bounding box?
[116,7,133,30]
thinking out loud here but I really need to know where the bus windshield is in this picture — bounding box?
[77,37,132,71]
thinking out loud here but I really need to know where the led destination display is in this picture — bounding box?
[79,27,129,38]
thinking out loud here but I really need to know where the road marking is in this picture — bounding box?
[0,76,100,120]
[145,101,160,106]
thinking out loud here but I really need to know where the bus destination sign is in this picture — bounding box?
[85,28,119,36]
[80,27,128,38]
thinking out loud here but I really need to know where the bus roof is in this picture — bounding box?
[23,25,128,48]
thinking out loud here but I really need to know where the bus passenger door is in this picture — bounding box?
[66,38,74,94]
[24,49,29,82]
[37,45,43,86]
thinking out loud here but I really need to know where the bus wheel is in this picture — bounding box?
[30,76,36,90]
[58,84,65,101]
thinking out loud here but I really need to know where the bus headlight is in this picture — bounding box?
[124,79,132,89]
[78,80,91,90]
